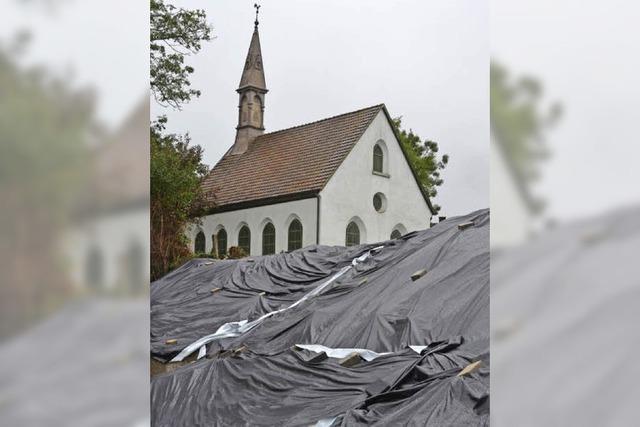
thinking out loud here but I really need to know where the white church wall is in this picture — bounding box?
[197,197,318,256]
[319,111,431,246]
[63,207,150,292]
[490,139,532,248]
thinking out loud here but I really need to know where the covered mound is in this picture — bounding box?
[151,209,489,426]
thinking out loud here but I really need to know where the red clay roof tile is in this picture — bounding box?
[202,104,384,209]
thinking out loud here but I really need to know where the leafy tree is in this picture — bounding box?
[392,118,449,214]
[150,118,211,279]
[150,0,213,278]
[150,0,212,109]
[491,61,562,213]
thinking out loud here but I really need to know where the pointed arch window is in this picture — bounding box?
[345,222,360,247]
[194,231,206,254]
[217,229,227,257]
[288,219,303,251]
[238,225,251,254]
[390,229,402,240]
[253,95,263,127]
[240,95,249,125]
[126,240,144,293]
[373,144,384,173]
[85,246,104,290]
[262,223,276,255]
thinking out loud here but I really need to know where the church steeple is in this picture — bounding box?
[232,4,268,155]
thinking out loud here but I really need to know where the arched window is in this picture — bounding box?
[390,229,402,240]
[217,229,227,257]
[238,225,251,254]
[126,240,144,294]
[288,219,303,251]
[194,231,206,254]
[373,144,384,173]
[85,246,104,290]
[240,95,249,125]
[262,223,276,255]
[345,222,360,247]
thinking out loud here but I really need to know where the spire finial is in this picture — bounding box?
[254,3,261,28]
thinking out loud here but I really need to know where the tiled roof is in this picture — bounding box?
[202,104,385,210]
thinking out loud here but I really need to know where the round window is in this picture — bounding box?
[373,193,387,213]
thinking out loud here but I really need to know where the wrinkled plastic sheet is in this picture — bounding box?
[0,299,149,426]
[492,205,640,426]
[151,209,489,426]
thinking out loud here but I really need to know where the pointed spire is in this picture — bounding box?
[232,5,268,155]
[238,6,267,91]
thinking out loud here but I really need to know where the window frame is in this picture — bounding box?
[373,144,384,173]
[287,219,303,251]
[373,192,387,213]
[217,229,228,257]
[238,225,251,254]
[262,222,276,255]
[345,221,361,247]
[85,246,104,290]
[194,231,206,254]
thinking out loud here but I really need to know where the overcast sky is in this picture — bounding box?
[152,0,489,217]
[0,0,148,127]
[491,0,640,220]
[6,1,634,221]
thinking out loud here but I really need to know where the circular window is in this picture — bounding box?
[372,193,387,213]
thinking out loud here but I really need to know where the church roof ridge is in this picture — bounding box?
[259,103,385,139]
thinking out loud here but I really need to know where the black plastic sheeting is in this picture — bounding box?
[151,209,489,426]
[0,299,149,426]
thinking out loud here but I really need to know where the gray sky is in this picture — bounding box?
[0,0,148,128]
[491,0,640,220]
[152,0,489,217]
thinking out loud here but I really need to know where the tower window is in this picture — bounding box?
[345,222,360,247]
[238,225,251,254]
[262,222,276,255]
[373,144,384,173]
[253,95,262,127]
[288,219,303,251]
[194,231,206,254]
[240,95,249,125]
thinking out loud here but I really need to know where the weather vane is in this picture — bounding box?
[254,3,261,27]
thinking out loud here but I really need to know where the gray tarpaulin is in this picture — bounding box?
[492,205,640,426]
[151,209,489,426]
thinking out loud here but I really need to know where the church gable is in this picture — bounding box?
[317,109,434,243]
[321,107,435,215]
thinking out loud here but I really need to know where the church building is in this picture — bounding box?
[193,14,435,256]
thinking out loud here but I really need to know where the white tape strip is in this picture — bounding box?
[169,247,381,362]
[294,344,392,362]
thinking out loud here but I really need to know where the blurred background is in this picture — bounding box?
[491,0,640,425]
[0,0,149,425]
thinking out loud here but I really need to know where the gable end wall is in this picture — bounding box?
[319,111,431,245]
